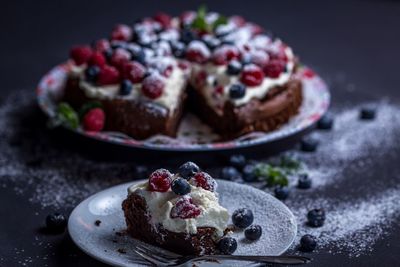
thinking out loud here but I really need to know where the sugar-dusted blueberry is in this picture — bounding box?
[300,137,319,152]
[180,28,197,44]
[170,41,186,58]
[217,237,237,255]
[227,60,242,76]
[307,208,326,227]
[171,178,191,196]
[360,107,376,120]
[46,212,67,233]
[242,164,258,182]
[148,168,172,192]
[317,113,334,130]
[131,49,147,65]
[232,208,254,228]
[85,65,100,83]
[178,161,200,180]
[245,224,262,241]
[300,234,317,252]
[202,35,221,50]
[297,173,312,189]
[274,186,289,200]
[192,172,217,192]
[229,154,247,170]
[220,166,242,181]
[119,79,133,96]
[229,84,246,99]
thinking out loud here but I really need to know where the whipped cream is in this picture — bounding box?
[128,181,229,237]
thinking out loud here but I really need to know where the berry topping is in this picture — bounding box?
[122,61,146,83]
[119,79,133,96]
[148,168,172,192]
[217,237,237,255]
[229,84,246,99]
[170,41,186,58]
[300,234,317,252]
[307,208,326,227]
[46,212,67,233]
[212,45,241,65]
[230,15,246,27]
[220,166,242,181]
[263,59,285,78]
[245,224,262,241]
[141,74,165,99]
[97,65,120,85]
[85,66,100,83]
[154,12,172,28]
[360,107,376,120]
[170,195,201,219]
[317,113,334,130]
[93,39,111,53]
[274,186,289,200]
[242,164,257,182]
[171,178,191,196]
[226,60,242,75]
[297,174,312,189]
[232,208,254,228]
[229,154,247,170]
[178,161,200,180]
[250,50,269,68]
[192,172,217,192]
[240,64,264,86]
[111,24,132,41]
[88,51,106,67]
[186,41,211,64]
[82,108,105,132]
[300,137,319,152]
[110,48,131,70]
[180,28,197,44]
[162,65,173,78]
[70,45,92,65]
[202,35,221,50]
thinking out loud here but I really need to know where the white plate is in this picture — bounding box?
[68,180,297,266]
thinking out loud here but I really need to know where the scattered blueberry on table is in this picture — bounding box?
[229,154,247,170]
[300,234,317,252]
[360,107,376,120]
[244,224,263,241]
[300,137,319,152]
[307,208,326,227]
[317,113,334,130]
[232,208,254,228]
[217,236,238,255]
[46,212,67,233]
[242,164,258,182]
[220,166,242,181]
[297,173,312,189]
[274,186,290,200]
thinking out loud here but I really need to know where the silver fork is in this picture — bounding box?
[132,243,311,266]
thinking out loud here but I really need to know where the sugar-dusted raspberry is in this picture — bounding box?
[97,65,120,85]
[82,108,105,132]
[263,59,286,78]
[141,74,165,99]
[250,50,269,68]
[269,50,288,63]
[122,61,146,83]
[178,60,190,70]
[212,45,241,65]
[111,24,132,41]
[161,65,173,78]
[154,12,172,28]
[179,11,196,25]
[93,39,111,53]
[88,51,106,67]
[170,195,201,219]
[230,15,246,27]
[248,23,264,36]
[192,172,217,192]
[186,41,211,64]
[240,64,265,86]
[148,168,172,192]
[70,45,93,65]
[110,48,131,70]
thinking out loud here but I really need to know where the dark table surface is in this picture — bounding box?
[1,0,400,266]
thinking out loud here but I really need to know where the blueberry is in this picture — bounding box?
[242,164,257,182]
[131,49,146,65]
[220,166,242,181]
[300,234,317,252]
[178,162,200,180]
[274,186,290,200]
[245,224,262,241]
[232,208,254,228]
[119,79,133,96]
[46,213,67,233]
[171,178,191,195]
[229,154,246,170]
[300,137,319,152]
[241,53,252,65]
[229,84,246,99]
[180,29,196,44]
[202,36,221,50]
[360,107,376,120]
[317,114,334,130]
[103,48,113,60]
[307,208,325,227]
[85,66,100,83]
[217,237,237,255]
[297,174,312,189]
[170,41,186,58]
[227,60,242,75]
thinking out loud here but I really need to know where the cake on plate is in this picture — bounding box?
[122,162,230,255]
[63,7,302,140]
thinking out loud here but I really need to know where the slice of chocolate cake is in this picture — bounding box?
[122,163,230,255]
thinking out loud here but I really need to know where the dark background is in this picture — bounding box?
[1,0,400,266]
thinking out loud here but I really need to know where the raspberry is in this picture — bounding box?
[263,59,285,78]
[179,11,196,25]
[250,50,269,68]
[93,39,110,53]
[194,70,207,88]
[212,45,241,65]
[88,51,106,67]
[70,45,93,65]
[240,64,265,86]
[122,61,146,83]
[269,50,288,62]
[162,65,173,78]
[82,108,105,132]
[97,65,120,85]
[192,172,217,192]
[141,74,165,99]
[186,41,210,64]
[248,23,264,36]
[178,61,190,70]
[170,196,201,219]
[110,48,131,70]
[148,169,172,192]
[111,24,132,41]
[230,15,246,27]
[154,12,172,28]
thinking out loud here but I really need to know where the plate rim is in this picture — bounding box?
[68,179,298,267]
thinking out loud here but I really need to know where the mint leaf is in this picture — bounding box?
[279,156,301,174]
[254,163,289,187]
[212,15,228,30]
[56,102,79,129]
[79,101,102,120]
[191,5,209,32]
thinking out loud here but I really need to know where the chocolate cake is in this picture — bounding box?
[121,164,230,255]
[62,8,303,140]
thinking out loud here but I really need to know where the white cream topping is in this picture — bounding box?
[127,181,229,237]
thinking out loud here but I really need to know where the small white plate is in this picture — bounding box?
[68,180,297,266]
